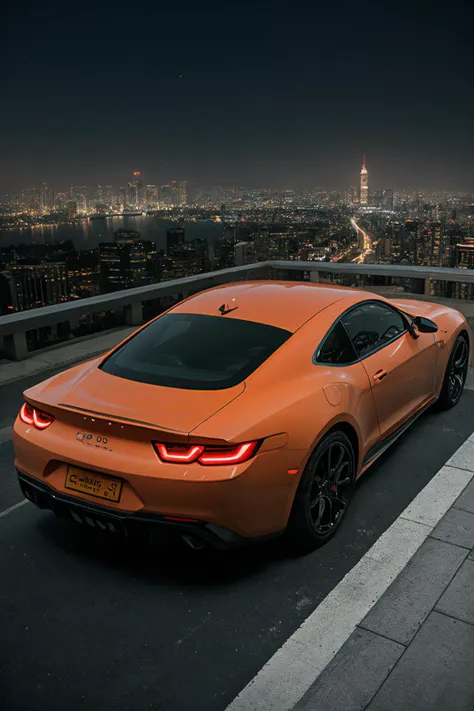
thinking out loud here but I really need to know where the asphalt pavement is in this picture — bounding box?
[1,368,474,711]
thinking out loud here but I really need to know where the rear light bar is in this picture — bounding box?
[19,403,55,430]
[154,444,204,463]
[153,441,259,466]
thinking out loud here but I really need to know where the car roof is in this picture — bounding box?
[171,280,369,332]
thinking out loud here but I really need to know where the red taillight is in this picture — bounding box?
[33,409,55,430]
[154,444,205,463]
[153,441,259,466]
[19,402,54,430]
[20,403,34,425]
[198,442,259,465]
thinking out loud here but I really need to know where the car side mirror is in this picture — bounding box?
[413,316,438,334]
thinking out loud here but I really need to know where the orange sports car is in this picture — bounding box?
[13,281,470,551]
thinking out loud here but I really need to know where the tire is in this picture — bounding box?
[286,430,356,553]
[436,333,470,411]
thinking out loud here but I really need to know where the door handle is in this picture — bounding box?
[373,369,388,381]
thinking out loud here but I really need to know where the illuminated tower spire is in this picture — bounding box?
[360,155,369,205]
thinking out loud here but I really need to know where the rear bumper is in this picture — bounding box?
[14,415,304,539]
[17,471,283,550]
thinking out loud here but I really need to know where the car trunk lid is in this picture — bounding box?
[26,366,245,436]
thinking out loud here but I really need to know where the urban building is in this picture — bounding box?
[144,185,158,208]
[0,272,12,314]
[435,240,474,300]
[66,249,100,298]
[166,228,185,254]
[98,243,126,292]
[163,227,189,279]
[373,190,384,208]
[384,189,394,210]
[159,184,174,207]
[253,225,299,262]
[160,232,207,281]
[69,186,89,213]
[386,221,407,263]
[403,220,419,263]
[235,241,256,266]
[158,182,187,207]
[55,192,69,210]
[115,229,141,243]
[20,187,40,212]
[455,239,474,268]
[172,181,187,207]
[214,226,237,269]
[360,156,369,205]
[0,263,68,312]
[184,237,208,274]
[66,201,78,219]
[99,232,156,293]
[428,222,443,266]
[125,174,144,209]
[39,183,55,213]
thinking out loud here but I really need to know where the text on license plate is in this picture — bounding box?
[65,466,123,502]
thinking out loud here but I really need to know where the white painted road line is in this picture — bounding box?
[0,499,28,520]
[0,426,13,444]
[225,439,474,711]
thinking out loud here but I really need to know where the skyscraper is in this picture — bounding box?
[66,249,100,298]
[99,235,154,293]
[360,156,369,206]
[1,263,68,311]
[177,181,187,207]
[126,173,143,209]
[170,181,187,207]
[160,184,173,207]
[384,189,394,210]
[373,189,384,208]
[39,183,55,213]
[145,185,158,207]
[428,222,442,266]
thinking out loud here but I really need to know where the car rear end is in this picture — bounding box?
[13,311,300,548]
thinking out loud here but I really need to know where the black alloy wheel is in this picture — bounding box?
[437,333,470,410]
[287,430,356,552]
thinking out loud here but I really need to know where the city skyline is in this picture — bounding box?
[3,165,474,206]
[1,155,473,199]
[3,0,474,194]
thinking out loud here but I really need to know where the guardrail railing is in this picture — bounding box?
[1,260,474,360]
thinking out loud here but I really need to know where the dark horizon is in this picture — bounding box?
[3,0,474,194]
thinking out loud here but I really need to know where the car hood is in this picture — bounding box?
[24,357,245,435]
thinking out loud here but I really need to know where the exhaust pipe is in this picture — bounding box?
[182,534,206,551]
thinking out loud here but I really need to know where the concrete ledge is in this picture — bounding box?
[2,260,474,360]
[0,327,135,385]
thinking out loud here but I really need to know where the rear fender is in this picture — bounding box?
[294,412,364,483]
[431,315,471,394]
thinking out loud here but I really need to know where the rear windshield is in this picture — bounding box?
[100,313,291,390]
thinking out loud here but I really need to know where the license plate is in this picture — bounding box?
[65,466,123,502]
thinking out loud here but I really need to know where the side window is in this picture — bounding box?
[342,302,406,358]
[316,322,358,365]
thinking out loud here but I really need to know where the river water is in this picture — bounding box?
[0,216,223,252]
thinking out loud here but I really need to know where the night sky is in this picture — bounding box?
[3,0,474,193]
